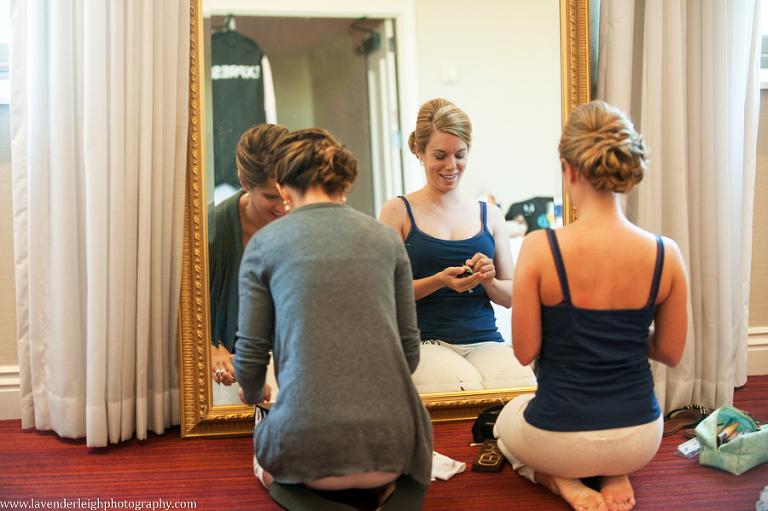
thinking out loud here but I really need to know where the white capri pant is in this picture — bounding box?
[411,340,537,394]
[493,394,663,482]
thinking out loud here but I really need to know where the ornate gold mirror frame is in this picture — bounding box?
[178,0,591,438]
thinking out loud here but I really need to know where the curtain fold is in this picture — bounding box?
[10,0,189,446]
[596,0,760,412]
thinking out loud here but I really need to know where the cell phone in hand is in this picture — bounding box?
[456,265,474,278]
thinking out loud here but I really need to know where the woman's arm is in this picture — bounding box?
[647,238,689,367]
[233,250,275,406]
[473,204,515,308]
[393,240,422,374]
[511,231,546,366]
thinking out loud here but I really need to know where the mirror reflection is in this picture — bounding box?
[379,98,537,394]
[200,1,563,408]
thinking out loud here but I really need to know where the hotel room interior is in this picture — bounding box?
[1,0,767,509]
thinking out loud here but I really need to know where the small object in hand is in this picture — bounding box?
[456,265,474,278]
[471,439,505,472]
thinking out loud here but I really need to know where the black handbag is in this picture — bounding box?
[471,405,504,443]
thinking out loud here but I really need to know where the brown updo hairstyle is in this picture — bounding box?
[558,100,648,194]
[271,128,358,196]
[408,98,472,157]
[236,123,290,189]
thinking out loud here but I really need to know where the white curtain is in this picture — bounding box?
[597,0,761,412]
[9,0,189,446]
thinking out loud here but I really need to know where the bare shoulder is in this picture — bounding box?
[485,201,506,220]
[660,235,686,274]
[378,196,409,240]
[485,201,508,230]
[379,196,406,220]
[660,234,681,253]
[517,229,551,263]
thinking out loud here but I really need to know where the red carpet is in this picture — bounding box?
[1,376,767,510]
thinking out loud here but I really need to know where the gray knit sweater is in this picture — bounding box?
[233,202,433,487]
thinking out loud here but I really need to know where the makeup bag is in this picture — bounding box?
[696,405,768,475]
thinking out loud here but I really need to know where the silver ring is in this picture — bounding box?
[216,370,223,376]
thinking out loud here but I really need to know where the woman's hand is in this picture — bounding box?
[211,344,237,386]
[239,383,272,406]
[443,259,486,294]
[467,253,496,284]
[262,383,272,404]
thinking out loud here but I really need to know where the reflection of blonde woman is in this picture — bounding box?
[494,101,688,511]
[209,124,288,391]
[379,98,535,393]
[234,128,433,509]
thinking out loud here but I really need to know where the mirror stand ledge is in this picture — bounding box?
[178,0,590,438]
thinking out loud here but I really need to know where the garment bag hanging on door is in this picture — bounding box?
[210,17,276,199]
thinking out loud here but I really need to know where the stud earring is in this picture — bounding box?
[283,199,291,212]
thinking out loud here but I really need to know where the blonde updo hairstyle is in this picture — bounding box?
[408,98,472,157]
[271,128,358,196]
[236,123,290,188]
[558,100,648,194]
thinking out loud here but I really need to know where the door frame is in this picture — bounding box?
[204,0,421,197]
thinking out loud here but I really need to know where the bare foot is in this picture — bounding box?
[600,475,636,511]
[253,456,274,489]
[537,472,608,511]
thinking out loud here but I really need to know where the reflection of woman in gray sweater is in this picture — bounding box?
[234,128,433,510]
[208,124,287,388]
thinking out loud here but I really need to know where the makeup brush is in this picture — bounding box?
[717,420,741,446]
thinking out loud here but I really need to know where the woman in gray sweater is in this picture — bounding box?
[233,128,433,510]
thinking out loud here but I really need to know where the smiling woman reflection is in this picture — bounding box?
[234,128,432,509]
[209,124,288,404]
[379,98,535,393]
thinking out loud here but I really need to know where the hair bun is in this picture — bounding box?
[559,101,648,194]
[273,128,358,195]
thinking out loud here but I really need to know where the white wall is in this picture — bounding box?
[0,105,16,368]
[411,0,564,212]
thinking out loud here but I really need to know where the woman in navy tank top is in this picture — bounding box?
[379,98,536,394]
[493,101,688,511]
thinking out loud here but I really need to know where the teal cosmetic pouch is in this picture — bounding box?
[696,405,768,475]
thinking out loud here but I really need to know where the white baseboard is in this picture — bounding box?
[0,365,21,421]
[748,327,768,376]
[0,329,767,422]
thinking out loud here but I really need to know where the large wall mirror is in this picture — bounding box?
[179,0,590,437]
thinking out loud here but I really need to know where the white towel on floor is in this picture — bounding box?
[431,451,466,481]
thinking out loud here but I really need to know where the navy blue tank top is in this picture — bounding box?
[399,196,503,344]
[524,229,664,431]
